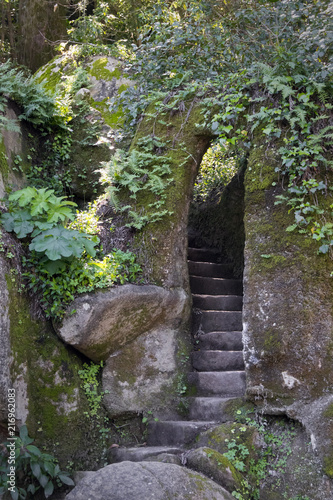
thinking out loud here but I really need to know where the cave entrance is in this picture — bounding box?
[188,140,245,279]
[186,140,246,401]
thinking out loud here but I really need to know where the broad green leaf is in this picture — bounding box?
[31,221,54,237]
[81,236,98,257]
[58,474,75,486]
[43,460,55,477]
[46,204,75,223]
[318,244,329,254]
[44,480,54,498]
[31,462,41,479]
[19,425,28,440]
[9,187,36,207]
[31,236,73,260]
[39,474,49,488]
[2,210,34,238]
[1,212,16,232]
[26,445,41,456]
[43,259,67,275]
[9,488,19,500]
[30,188,56,216]
[29,227,86,260]
[286,224,297,232]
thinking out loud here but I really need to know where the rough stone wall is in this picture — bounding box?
[243,140,333,478]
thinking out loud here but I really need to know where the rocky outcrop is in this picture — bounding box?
[0,102,36,199]
[0,232,109,467]
[121,100,213,289]
[56,284,191,418]
[0,244,12,423]
[65,461,234,500]
[243,141,333,477]
[186,447,242,493]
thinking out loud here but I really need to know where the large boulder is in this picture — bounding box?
[103,326,183,417]
[56,284,189,362]
[65,461,234,500]
[57,284,191,418]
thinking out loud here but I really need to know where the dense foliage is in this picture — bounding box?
[0,188,141,319]
[110,0,333,260]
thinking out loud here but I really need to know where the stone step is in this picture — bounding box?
[188,371,246,397]
[197,331,243,351]
[147,421,215,447]
[108,446,183,464]
[187,247,221,263]
[192,351,245,372]
[189,397,238,421]
[200,311,243,332]
[190,276,243,296]
[192,294,242,311]
[188,261,234,279]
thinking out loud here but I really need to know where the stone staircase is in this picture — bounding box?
[109,246,245,463]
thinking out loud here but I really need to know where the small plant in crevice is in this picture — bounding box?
[0,425,74,500]
[141,410,159,439]
[223,412,298,500]
[78,361,107,418]
[78,361,112,465]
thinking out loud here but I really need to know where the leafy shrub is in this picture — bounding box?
[1,187,99,274]
[0,187,141,319]
[0,425,74,500]
[193,143,237,203]
[23,248,142,319]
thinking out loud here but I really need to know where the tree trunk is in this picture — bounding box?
[17,0,70,71]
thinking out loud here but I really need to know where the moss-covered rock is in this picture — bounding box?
[243,138,333,482]
[195,422,261,462]
[65,461,235,500]
[34,54,133,199]
[56,284,190,362]
[102,325,192,419]
[186,447,243,493]
[0,102,36,198]
[0,231,114,469]
[118,99,213,288]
